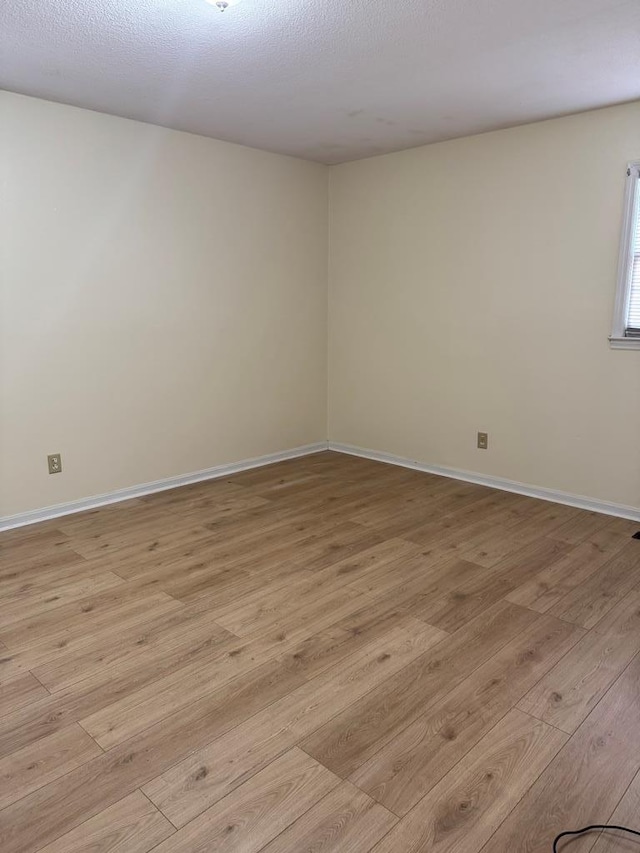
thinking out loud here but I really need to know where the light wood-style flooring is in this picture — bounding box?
[1,451,640,852]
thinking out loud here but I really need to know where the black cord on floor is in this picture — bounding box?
[554,825,640,850]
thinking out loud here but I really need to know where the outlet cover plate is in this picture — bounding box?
[48,454,62,474]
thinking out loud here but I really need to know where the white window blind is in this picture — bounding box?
[627,173,640,336]
[610,162,640,349]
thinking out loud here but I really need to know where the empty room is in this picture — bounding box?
[1,0,640,851]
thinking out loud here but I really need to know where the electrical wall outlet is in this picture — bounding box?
[477,432,488,450]
[47,453,62,474]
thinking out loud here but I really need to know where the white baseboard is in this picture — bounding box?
[329,441,640,522]
[5,439,638,532]
[0,442,329,532]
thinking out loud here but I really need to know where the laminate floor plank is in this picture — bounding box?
[0,548,90,593]
[72,526,232,571]
[370,709,567,853]
[0,616,240,757]
[0,672,49,717]
[66,515,205,561]
[549,541,640,628]
[8,594,184,671]
[458,502,582,569]
[350,613,584,815]
[35,790,174,853]
[212,539,419,637]
[0,724,102,810]
[409,571,515,633]
[517,600,640,732]
[0,641,28,684]
[483,654,640,852]
[300,601,538,778]
[592,587,640,636]
[0,573,125,630]
[394,495,529,554]
[0,657,311,852]
[0,587,183,651]
[504,527,629,614]
[0,452,638,853]
[81,596,407,749]
[590,766,640,852]
[259,779,397,853]
[149,748,339,853]
[0,531,70,566]
[346,484,494,541]
[141,623,444,828]
[265,522,386,575]
[346,551,471,604]
[549,510,615,545]
[490,536,572,584]
[31,607,233,693]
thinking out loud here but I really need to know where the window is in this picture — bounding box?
[610,161,640,349]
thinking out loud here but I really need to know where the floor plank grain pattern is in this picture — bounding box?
[0,451,639,852]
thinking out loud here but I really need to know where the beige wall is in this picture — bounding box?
[329,103,640,510]
[3,94,639,520]
[1,92,328,518]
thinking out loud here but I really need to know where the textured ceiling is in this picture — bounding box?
[1,0,639,163]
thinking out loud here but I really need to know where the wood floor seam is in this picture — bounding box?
[75,719,106,752]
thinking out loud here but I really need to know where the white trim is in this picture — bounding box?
[610,160,640,346]
[329,442,640,522]
[0,442,329,532]
[608,336,640,350]
[5,439,638,531]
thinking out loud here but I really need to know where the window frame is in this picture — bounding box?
[610,160,640,350]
